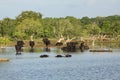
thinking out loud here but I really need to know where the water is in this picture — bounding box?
[0,46,120,80]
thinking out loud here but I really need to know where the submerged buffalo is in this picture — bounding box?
[55,55,63,57]
[65,54,72,57]
[40,54,49,58]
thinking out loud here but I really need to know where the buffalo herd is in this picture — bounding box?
[15,37,89,57]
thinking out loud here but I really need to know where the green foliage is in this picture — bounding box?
[0,10,120,41]
[14,11,43,39]
[0,18,16,37]
[12,32,26,40]
[16,11,42,22]
[15,19,42,38]
[0,37,10,46]
[81,16,91,25]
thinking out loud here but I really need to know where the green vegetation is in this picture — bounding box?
[0,11,120,46]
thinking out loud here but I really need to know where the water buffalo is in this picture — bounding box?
[40,54,49,58]
[79,41,89,52]
[55,55,63,57]
[61,42,78,52]
[65,54,72,57]
[15,40,24,55]
[42,37,50,48]
[29,41,35,48]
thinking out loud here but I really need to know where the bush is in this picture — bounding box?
[0,37,10,46]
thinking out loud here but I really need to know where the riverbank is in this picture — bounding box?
[1,38,120,48]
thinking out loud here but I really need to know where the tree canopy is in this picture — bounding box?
[0,11,120,41]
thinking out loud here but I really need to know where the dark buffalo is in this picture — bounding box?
[29,41,35,48]
[42,37,50,48]
[55,55,63,57]
[61,42,78,52]
[40,54,49,58]
[15,40,24,55]
[79,41,89,52]
[65,54,72,57]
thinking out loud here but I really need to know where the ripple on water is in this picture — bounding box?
[0,47,120,80]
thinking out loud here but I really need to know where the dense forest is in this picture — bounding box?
[0,11,120,45]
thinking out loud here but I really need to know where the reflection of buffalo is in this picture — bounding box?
[40,54,49,58]
[29,41,35,48]
[29,48,34,52]
[61,42,78,52]
[44,48,50,52]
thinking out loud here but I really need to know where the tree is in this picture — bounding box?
[14,18,42,39]
[0,18,16,37]
[101,21,112,34]
[14,11,43,39]
[81,16,91,25]
[16,11,42,22]
[111,21,120,35]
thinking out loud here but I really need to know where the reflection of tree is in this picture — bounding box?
[56,48,63,54]
[91,36,96,49]
[96,42,120,49]
[0,48,6,53]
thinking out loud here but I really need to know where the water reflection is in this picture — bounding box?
[43,48,51,52]
[29,48,34,52]
[96,42,120,49]
[0,45,120,80]
[0,42,120,54]
[0,48,6,53]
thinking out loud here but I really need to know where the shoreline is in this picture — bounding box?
[0,38,120,48]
